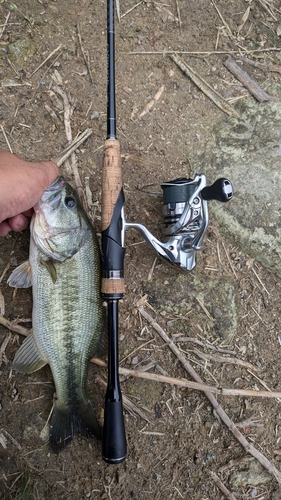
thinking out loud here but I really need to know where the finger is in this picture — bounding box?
[29,161,60,195]
[0,221,12,237]
[35,160,60,191]
[22,209,34,217]
[8,214,30,232]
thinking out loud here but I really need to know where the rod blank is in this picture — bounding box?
[101,0,127,464]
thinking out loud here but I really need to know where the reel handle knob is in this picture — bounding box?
[201,178,233,202]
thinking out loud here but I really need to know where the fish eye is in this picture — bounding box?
[64,196,76,209]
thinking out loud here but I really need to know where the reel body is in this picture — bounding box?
[125,175,233,271]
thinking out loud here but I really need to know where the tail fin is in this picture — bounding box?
[49,400,101,453]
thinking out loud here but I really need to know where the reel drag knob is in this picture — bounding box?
[201,178,233,202]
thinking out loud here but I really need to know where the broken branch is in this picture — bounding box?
[92,356,281,399]
[224,57,271,102]
[54,128,93,167]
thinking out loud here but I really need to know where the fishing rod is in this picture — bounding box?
[101,0,126,464]
[101,0,234,465]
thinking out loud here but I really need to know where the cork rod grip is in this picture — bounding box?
[101,138,125,297]
[102,278,125,295]
[102,139,122,232]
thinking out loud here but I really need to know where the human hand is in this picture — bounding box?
[0,150,59,236]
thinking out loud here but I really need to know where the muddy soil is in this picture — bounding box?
[1,0,281,498]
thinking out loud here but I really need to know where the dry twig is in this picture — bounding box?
[1,429,21,450]
[251,266,270,296]
[29,44,63,78]
[0,315,31,336]
[116,0,120,21]
[258,0,277,21]
[0,11,11,40]
[240,56,281,75]
[129,48,281,55]
[77,23,93,84]
[209,471,237,500]
[44,104,61,128]
[32,51,63,97]
[52,86,88,210]
[221,240,237,278]
[121,1,143,19]
[196,296,214,321]
[175,0,181,29]
[54,128,93,167]
[0,262,10,284]
[191,347,259,371]
[210,0,233,39]
[0,332,11,365]
[91,357,281,399]
[0,291,4,316]
[95,375,152,423]
[175,336,236,355]
[0,125,13,153]
[237,6,251,34]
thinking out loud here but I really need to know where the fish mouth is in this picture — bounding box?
[32,176,66,250]
[40,176,66,207]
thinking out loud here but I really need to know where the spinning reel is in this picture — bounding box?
[126,175,233,271]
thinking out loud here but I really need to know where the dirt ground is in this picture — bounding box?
[1,0,281,498]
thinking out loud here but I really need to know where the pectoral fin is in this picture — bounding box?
[40,259,57,284]
[13,334,47,373]
[7,261,32,288]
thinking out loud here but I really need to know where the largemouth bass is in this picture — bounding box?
[8,176,104,452]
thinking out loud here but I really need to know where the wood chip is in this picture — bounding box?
[139,85,165,118]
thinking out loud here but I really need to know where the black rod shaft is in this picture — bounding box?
[102,300,126,463]
[107,0,116,140]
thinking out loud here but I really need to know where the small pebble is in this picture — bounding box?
[90,111,99,120]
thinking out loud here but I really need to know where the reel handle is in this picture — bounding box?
[201,178,233,202]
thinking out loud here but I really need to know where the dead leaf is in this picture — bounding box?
[237,6,251,33]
